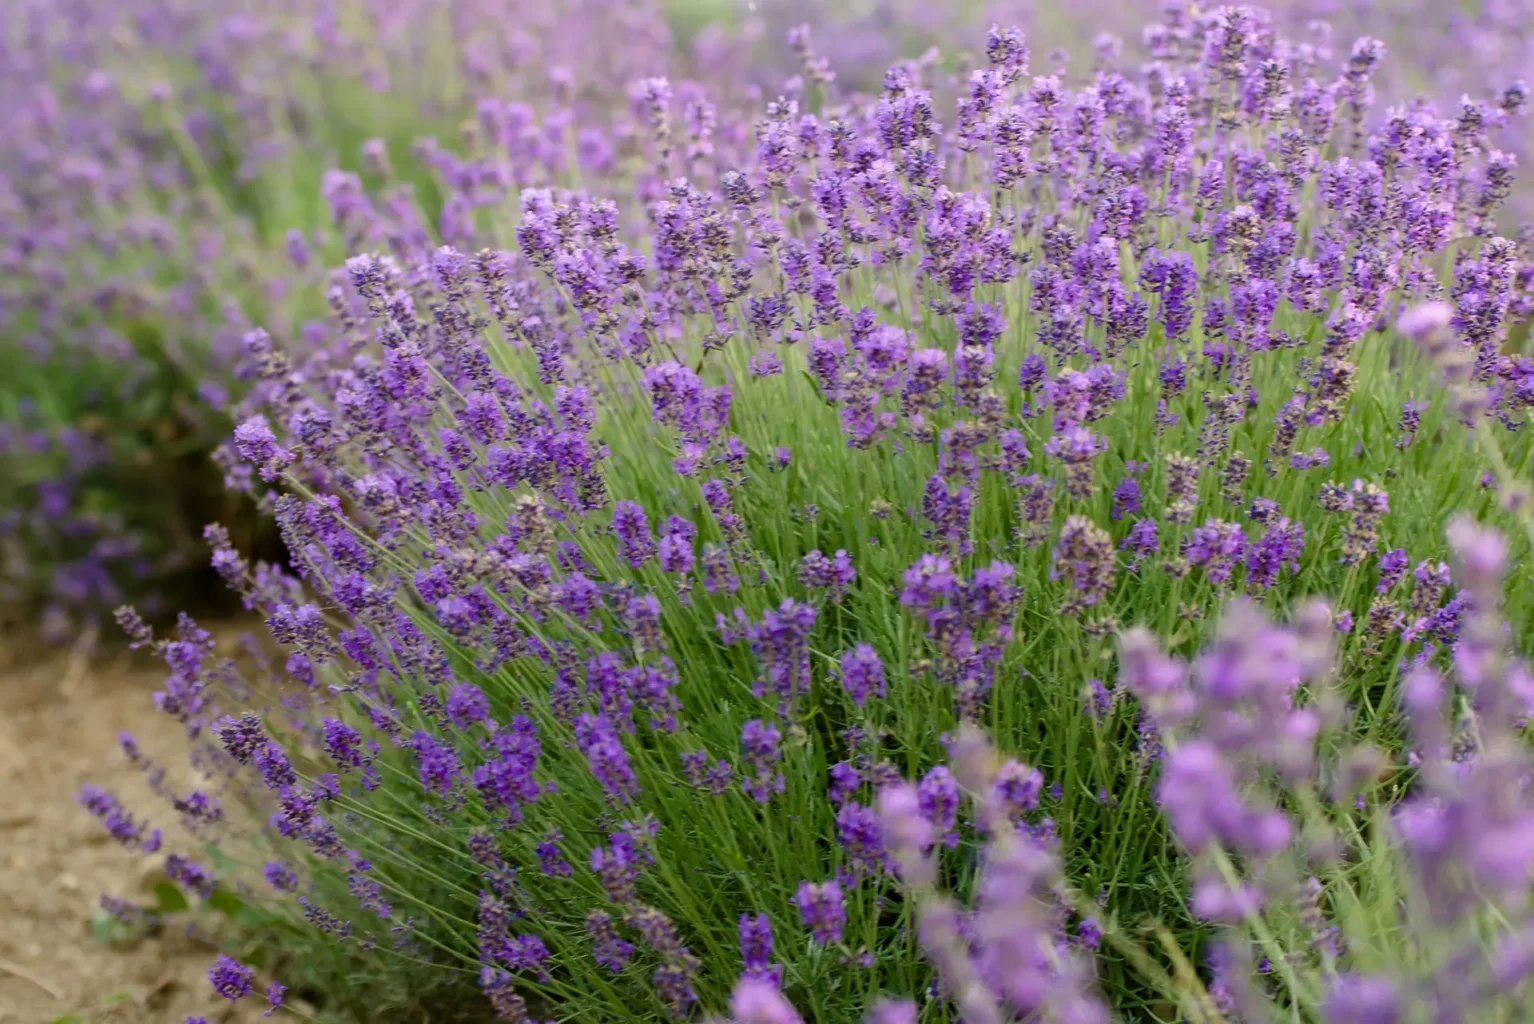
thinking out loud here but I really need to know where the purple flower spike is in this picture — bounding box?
[795,880,845,944]
[208,954,254,1001]
[264,980,286,1017]
[613,501,656,569]
[740,719,785,803]
[739,912,782,987]
[575,713,639,804]
[838,644,886,705]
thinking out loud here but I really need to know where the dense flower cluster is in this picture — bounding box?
[68,3,1534,1023]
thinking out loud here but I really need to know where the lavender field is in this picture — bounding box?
[4,1,1534,1022]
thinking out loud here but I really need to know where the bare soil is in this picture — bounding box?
[0,634,269,1024]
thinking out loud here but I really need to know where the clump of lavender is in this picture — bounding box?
[1125,519,1534,1021]
[69,6,1534,1023]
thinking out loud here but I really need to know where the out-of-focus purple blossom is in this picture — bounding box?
[863,999,917,1024]
[1324,974,1402,1024]
[729,977,804,1024]
[78,784,162,853]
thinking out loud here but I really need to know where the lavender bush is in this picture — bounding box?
[71,2,1534,1022]
[0,0,326,638]
[0,0,697,640]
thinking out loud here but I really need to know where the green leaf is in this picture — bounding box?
[90,911,117,945]
[204,840,236,874]
[207,887,285,928]
[47,1014,85,1024]
[152,881,189,913]
[235,905,281,928]
[207,889,244,918]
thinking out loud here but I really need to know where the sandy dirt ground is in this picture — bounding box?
[0,633,270,1024]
